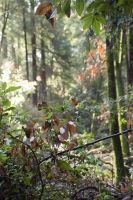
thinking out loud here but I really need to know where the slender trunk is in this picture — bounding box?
[30,0,37,105]
[106,38,125,183]
[11,39,17,67]
[0,2,10,54]
[23,6,29,80]
[115,30,130,157]
[39,31,47,101]
[2,34,8,59]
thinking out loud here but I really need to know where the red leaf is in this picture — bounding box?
[11,144,18,157]
[53,115,60,126]
[68,121,76,135]
[35,2,52,15]
[21,144,26,159]
[45,10,55,26]
[71,98,78,107]
[67,138,78,150]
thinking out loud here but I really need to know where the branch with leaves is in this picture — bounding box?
[8,132,44,200]
[39,129,133,165]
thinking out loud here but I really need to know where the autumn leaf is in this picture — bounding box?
[58,128,69,142]
[119,183,127,193]
[53,114,60,126]
[68,121,76,135]
[22,127,32,138]
[0,107,3,113]
[11,144,18,157]
[67,138,78,150]
[71,98,78,107]
[88,49,95,57]
[77,72,84,81]
[31,139,39,149]
[35,2,52,16]
[45,10,55,26]
[21,144,26,159]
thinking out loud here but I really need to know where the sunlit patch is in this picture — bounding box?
[0,60,36,106]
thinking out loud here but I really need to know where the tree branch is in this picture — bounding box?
[39,129,133,165]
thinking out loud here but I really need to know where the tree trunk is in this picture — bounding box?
[128,27,133,86]
[0,1,10,67]
[125,27,133,145]
[23,6,29,80]
[2,34,8,59]
[115,30,130,157]
[106,37,125,183]
[39,30,47,101]
[30,0,37,105]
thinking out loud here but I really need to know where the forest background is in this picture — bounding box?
[0,0,133,199]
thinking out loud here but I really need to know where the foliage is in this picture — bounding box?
[0,0,133,199]
[0,85,133,199]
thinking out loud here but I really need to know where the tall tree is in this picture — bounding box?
[30,0,38,105]
[128,27,133,86]
[115,30,130,157]
[106,37,125,182]
[23,2,29,80]
[39,28,47,101]
[0,1,10,54]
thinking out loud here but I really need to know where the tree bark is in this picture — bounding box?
[128,27,133,86]
[23,6,29,80]
[106,37,125,183]
[0,1,10,54]
[39,30,47,101]
[30,0,37,105]
[2,34,8,59]
[115,30,130,157]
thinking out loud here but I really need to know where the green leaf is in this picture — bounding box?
[76,0,84,16]
[2,99,11,107]
[82,14,93,30]
[2,82,7,90]
[97,16,107,25]
[57,160,72,171]
[118,0,125,5]
[5,86,21,93]
[57,3,62,13]
[0,152,9,162]
[92,19,100,34]
[63,0,71,17]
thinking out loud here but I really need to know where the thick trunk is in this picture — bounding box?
[128,27,133,86]
[106,38,125,183]
[125,28,133,149]
[115,31,130,157]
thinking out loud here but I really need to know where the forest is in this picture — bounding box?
[0,0,133,199]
